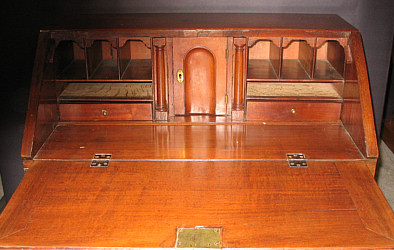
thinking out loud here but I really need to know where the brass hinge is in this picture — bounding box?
[90,153,112,167]
[225,94,228,104]
[225,48,229,59]
[286,153,308,168]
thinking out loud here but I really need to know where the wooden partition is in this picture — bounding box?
[119,40,152,80]
[248,40,280,80]
[282,40,314,79]
[54,41,86,79]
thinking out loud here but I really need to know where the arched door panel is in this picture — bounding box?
[173,37,228,115]
[184,48,216,114]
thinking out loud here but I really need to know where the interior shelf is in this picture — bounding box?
[53,39,152,81]
[314,59,344,80]
[247,82,342,100]
[247,38,345,81]
[55,41,86,80]
[89,60,118,79]
[247,59,278,80]
[281,59,311,79]
[58,60,86,80]
[59,82,153,102]
[120,40,152,80]
[121,59,152,80]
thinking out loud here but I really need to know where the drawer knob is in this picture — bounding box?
[291,108,296,114]
[102,110,108,116]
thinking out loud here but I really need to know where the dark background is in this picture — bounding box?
[1,1,393,205]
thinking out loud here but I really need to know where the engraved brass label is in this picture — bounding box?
[176,228,221,248]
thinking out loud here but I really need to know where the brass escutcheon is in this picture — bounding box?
[177,69,184,83]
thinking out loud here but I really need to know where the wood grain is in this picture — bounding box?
[59,103,152,121]
[173,37,228,115]
[281,59,311,79]
[298,40,314,77]
[121,59,152,80]
[35,124,362,160]
[247,82,342,98]
[233,38,247,111]
[14,13,390,249]
[349,32,378,158]
[21,32,58,159]
[59,82,153,100]
[153,38,167,112]
[314,59,344,80]
[0,161,393,248]
[247,100,341,122]
[269,41,281,76]
[247,59,278,80]
[336,161,394,240]
[327,40,345,77]
[184,48,216,114]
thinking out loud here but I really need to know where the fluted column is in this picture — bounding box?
[153,38,168,120]
[232,38,247,120]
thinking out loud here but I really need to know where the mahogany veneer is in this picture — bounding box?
[1,13,393,249]
[0,161,393,248]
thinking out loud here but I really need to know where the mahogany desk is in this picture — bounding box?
[0,14,393,249]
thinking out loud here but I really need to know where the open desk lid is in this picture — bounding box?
[0,160,393,248]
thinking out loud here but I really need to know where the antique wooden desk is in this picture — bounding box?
[0,14,393,249]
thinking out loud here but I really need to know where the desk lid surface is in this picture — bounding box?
[34,124,363,161]
[0,160,393,248]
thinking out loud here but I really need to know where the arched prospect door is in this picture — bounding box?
[173,37,228,116]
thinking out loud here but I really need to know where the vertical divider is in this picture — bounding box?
[116,38,121,80]
[167,38,174,117]
[83,38,89,80]
[232,37,247,120]
[278,37,283,79]
[153,38,168,121]
[311,37,317,79]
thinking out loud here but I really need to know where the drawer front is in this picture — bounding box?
[59,103,152,121]
[247,101,341,122]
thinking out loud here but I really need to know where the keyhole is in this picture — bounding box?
[177,69,184,83]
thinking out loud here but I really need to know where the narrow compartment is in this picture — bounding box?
[315,40,345,80]
[54,41,86,80]
[247,40,280,80]
[87,40,118,79]
[119,40,152,81]
[281,40,313,79]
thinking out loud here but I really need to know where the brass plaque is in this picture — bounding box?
[176,228,221,248]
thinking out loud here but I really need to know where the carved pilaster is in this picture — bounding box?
[232,38,247,120]
[153,38,168,120]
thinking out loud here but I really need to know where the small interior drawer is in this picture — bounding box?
[59,103,152,121]
[247,100,341,122]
